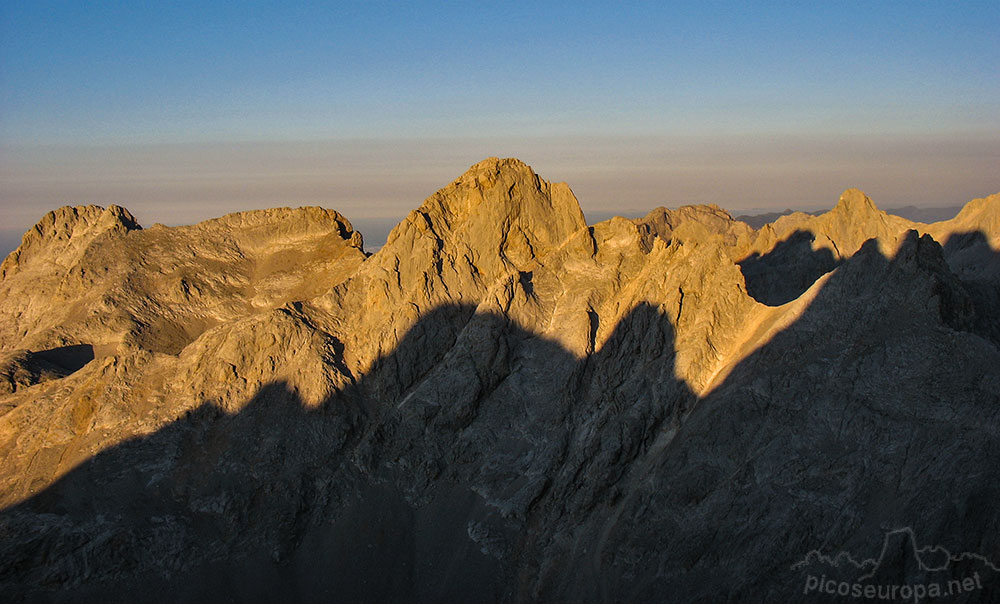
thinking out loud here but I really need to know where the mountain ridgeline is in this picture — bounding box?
[1,158,998,602]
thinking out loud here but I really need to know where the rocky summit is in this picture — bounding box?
[1,158,998,603]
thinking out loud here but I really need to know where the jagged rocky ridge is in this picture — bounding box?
[0,158,998,602]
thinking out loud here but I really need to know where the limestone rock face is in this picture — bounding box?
[0,206,365,356]
[307,157,588,378]
[0,159,998,603]
[0,205,141,280]
[754,188,914,260]
[634,203,755,254]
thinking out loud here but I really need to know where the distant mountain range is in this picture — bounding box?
[735,204,965,229]
[1,158,998,602]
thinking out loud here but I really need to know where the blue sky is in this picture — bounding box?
[3,1,998,143]
[1,1,998,250]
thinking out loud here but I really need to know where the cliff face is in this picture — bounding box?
[1,158,998,602]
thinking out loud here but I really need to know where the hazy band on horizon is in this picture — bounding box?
[2,133,998,254]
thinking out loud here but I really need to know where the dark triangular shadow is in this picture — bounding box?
[738,229,840,306]
[30,344,95,374]
[1,345,96,394]
[940,230,1000,345]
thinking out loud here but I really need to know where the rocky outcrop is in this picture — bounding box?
[765,188,915,259]
[0,205,141,280]
[0,159,998,602]
[0,206,365,357]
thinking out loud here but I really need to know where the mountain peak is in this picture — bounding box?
[1,205,142,279]
[455,157,537,190]
[467,156,530,172]
[833,188,879,215]
[389,157,584,250]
